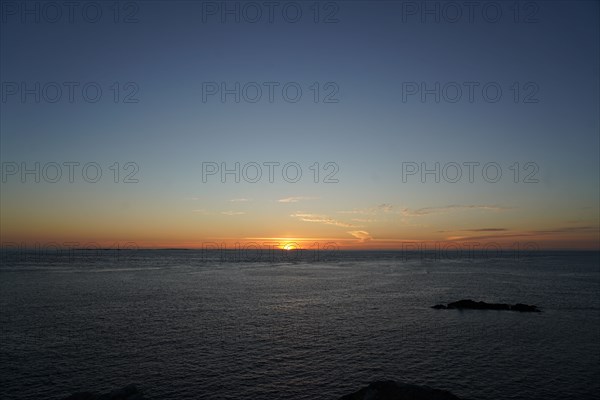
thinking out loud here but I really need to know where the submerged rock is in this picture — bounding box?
[64,384,144,400]
[339,380,463,400]
[432,299,540,312]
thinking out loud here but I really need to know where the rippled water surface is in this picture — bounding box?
[1,251,599,399]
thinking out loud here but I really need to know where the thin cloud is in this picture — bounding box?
[535,226,597,234]
[377,203,394,212]
[230,198,251,202]
[438,228,508,233]
[192,209,211,215]
[290,213,357,228]
[348,230,372,242]
[467,228,508,232]
[338,203,394,215]
[278,196,319,203]
[221,211,245,216]
[444,226,597,241]
[402,205,509,217]
[338,209,371,215]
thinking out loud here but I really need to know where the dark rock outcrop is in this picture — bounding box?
[510,303,540,312]
[432,299,540,312]
[339,380,462,400]
[64,384,144,400]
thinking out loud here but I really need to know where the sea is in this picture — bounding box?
[1,250,599,399]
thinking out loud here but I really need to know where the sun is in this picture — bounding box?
[281,242,299,251]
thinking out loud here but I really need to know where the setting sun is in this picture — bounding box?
[281,242,301,251]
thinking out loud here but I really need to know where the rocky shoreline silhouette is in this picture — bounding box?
[339,380,463,399]
[63,381,464,400]
[432,299,541,312]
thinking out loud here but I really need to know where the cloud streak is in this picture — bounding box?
[290,213,357,228]
[221,211,245,216]
[338,203,395,215]
[444,226,597,241]
[402,205,509,217]
[438,228,508,233]
[348,230,372,242]
[278,196,319,203]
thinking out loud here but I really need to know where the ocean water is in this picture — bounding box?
[1,250,599,399]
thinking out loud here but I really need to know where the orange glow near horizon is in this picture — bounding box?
[1,200,598,251]
[1,233,598,251]
[2,169,599,252]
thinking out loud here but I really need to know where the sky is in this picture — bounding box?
[1,0,599,250]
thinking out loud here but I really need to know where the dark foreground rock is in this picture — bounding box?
[339,380,463,400]
[432,299,540,312]
[64,384,144,400]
